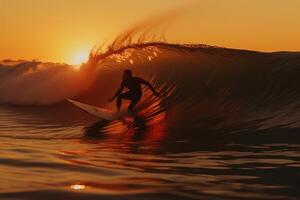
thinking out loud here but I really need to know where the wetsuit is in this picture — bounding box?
[114,77,158,111]
[118,77,144,110]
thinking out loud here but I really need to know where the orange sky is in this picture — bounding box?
[0,0,299,64]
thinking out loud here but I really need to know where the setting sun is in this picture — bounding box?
[70,50,90,65]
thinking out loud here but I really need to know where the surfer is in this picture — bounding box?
[109,69,159,112]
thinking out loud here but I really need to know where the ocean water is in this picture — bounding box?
[1,39,300,199]
[1,104,300,200]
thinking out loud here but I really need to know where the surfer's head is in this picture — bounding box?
[123,69,132,80]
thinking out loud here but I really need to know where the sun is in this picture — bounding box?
[70,50,89,65]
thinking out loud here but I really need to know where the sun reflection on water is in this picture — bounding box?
[70,184,86,190]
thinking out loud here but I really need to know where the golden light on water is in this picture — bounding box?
[70,184,86,190]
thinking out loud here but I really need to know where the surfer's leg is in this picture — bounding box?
[128,100,137,111]
[128,94,141,111]
[116,96,122,111]
[117,92,132,111]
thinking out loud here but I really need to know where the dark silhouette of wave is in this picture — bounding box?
[1,19,300,143]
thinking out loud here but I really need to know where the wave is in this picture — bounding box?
[82,43,300,141]
[0,60,96,105]
[1,23,300,141]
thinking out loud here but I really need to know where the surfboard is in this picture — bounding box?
[67,98,127,121]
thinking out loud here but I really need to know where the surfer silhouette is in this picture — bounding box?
[109,69,159,112]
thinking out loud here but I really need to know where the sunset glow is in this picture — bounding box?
[70,50,90,65]
[0,0,299,63]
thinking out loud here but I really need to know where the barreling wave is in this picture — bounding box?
[82,41,300,143]
[1,19,300,143]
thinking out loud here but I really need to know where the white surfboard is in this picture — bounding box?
[67,98,127,121]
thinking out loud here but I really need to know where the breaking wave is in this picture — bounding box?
[1,21,300,143]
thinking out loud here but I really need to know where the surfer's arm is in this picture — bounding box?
[139,79,159,97]
[110,84,125,101]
